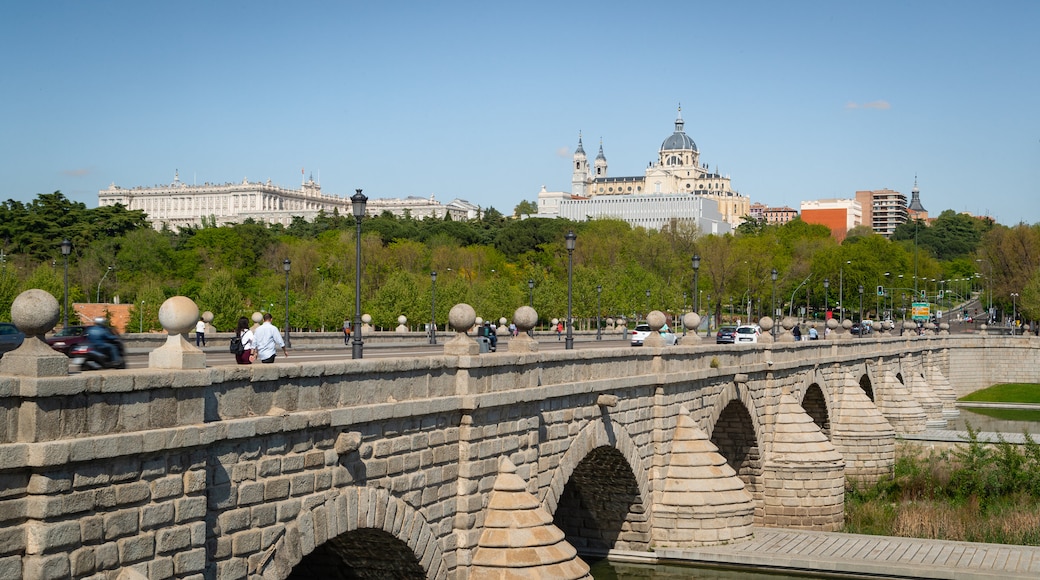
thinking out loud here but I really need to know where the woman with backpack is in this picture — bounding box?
[234,316,256,364]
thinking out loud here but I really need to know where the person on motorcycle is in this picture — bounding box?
[86,317,124,368]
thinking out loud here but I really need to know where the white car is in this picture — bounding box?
[630,324,679,346]
[735,324,761,344]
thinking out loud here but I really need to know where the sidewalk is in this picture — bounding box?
[641,527,1040,579]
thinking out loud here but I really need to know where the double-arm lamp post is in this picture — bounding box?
[770,268,778,337]
[595,285,602,341]
[351,189,367,359]
[823,278,830,320]
[692,254,700,313]
[429,271,437,345]
[283,259,291,348]
[564,231,576,350]
[61,239,72,328]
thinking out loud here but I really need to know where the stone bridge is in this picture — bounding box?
[1,292,1038,579]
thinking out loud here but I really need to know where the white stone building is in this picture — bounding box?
[556,192,731,235]
[98,172,477,230]
[569,106,751,227]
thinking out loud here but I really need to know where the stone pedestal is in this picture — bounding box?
[508,305,539,353]
[444,303,480,356]
[149,296,206,369]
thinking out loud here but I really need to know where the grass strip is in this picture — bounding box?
[959,383,1040,403]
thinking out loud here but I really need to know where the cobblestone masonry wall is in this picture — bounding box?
[0,335,1033,578]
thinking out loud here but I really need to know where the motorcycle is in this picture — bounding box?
[69,340,127,370]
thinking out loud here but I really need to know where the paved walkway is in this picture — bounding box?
[644,527,1040,579]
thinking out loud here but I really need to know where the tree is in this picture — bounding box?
[513,200,537,218]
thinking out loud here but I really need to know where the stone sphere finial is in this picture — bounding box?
[512,306,537,332]
[449,303,477,332]
[158,296,200,335]
[646,310,666,332]
[782,317,795,331]
[251,311,263,324]
[826,318,839,331]
[361,314,372,325]
[759,316,774,332]
[201,311,214,324]
[11,289,60,337]
[397,315,407,325]
[682,312,700,333]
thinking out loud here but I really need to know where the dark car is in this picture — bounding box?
[716,326,737,344]
[0,322,25,357]
[45,325,89,355]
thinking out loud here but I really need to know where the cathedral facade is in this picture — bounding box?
[570,107,750,226]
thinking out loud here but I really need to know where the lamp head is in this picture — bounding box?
[351,189,368,219]
[564,230,576,251]
[431,271,437,282]
[283,258,291,272]
[771,268,778,281]
[61,239,72,256]
[692,254,700,270]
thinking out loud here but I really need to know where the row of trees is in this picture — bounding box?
[1,192,1038,333]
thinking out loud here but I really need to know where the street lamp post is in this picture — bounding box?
[351,189,367,359]
[645,289,651,321]
[283,258,291,348]
[692,254,700,313]
[139,301,145,333]
[596,285,602,341]
[770,268,778,337]
[1011,292,1019,334]
[565,231,576,350]
[858,285,864,337]
[823,278,830,320]
[528,279,534,307]
[429,271,437,345]
[839,260,850,321]
[61,239,72,329]
[97,266,113,303]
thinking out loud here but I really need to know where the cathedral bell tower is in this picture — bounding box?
[594,139,608,178]
[572,132,590,196]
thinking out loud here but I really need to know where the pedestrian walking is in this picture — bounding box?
[792,323,802,341]
[234,316,256,365]
[343,319,351,345]
[556,321,563,340]
[195,319,206,347]
[254,313,288,363]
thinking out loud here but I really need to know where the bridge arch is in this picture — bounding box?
[796,368,836,438]
[263,485,447,580]
[542,415,652,552]
[703,380,766,517]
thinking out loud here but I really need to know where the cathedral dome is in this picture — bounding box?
[660,107,697,152]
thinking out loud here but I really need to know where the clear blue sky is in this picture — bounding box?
[3,1,1038,225]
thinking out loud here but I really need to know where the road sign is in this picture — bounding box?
[912,302,930,321]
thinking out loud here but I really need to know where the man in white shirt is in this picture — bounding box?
[253,313,288,363]
[195,319,206,347]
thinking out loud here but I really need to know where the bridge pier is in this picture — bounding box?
[760,392,845,530]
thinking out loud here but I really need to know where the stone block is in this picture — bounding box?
[103,509,139,540]
[0,555,22,580]
[173,548,206,575]
[175,496,207,523]
[69,546,95,577]
[26,521,81,554]
[148,556,174,580]
[231,530,262,556]
[140,502,175,531]
[20,554,70,580]
[156,527,191,554]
